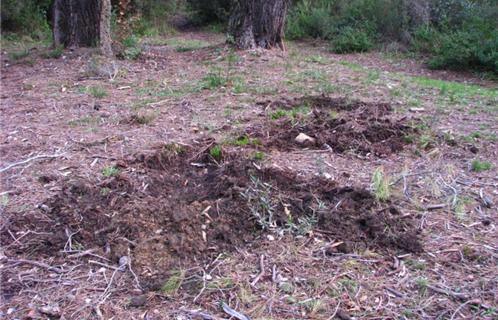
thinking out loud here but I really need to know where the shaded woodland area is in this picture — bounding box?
[1,1,497,319]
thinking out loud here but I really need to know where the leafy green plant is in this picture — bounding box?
[253,151,265,161]
[124,46,143,60]
[102,166,119,177]
[122,35,143,60]
[270,109,288,120]
[241,176,276,230]
[209,145,222,160]
[331,27,374,53]
[471,159,492,172]
[371,167,390,201]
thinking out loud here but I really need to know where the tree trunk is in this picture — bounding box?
[100,0,113,56]
[229,0,290,50]
[53,0,112,55]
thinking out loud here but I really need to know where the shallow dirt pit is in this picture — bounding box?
[14,141,422,288]
[253,96,415,156]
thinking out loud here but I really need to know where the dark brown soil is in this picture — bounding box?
[253,96,414,156]
[3,140,422,288]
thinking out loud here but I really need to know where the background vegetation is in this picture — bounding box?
[1,0,497,74]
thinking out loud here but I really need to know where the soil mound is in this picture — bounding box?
[254,96,414,156]
[8,141,422,285]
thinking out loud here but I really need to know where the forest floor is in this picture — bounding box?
[1,31,497,320]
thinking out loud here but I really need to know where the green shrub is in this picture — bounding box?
[1,0,51,40]
[122,35,143,60]
[331,27,374,53]
[41,46,64,59]
[286,0,336,39]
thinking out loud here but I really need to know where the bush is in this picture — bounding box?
[286,0,336,39]
[1,0,51,40]
[331,27,374,53]
[414,13,498,74]
[187,0,231,25]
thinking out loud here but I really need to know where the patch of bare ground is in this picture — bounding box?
[1,31,497,319]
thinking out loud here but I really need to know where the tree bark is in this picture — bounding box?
[100,0,113,56]
[53,0,112,55]
[228,0,290,50]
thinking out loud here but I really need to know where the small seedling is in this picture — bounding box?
[371,167,390,201]
[415,277,428,295]
[471,159,492,172]
[253,151,265,161]
[161,270,185,295]
[270,109,288,120]
[102,166,119,177]
[89,86,108,99]
[100,187,111,196]
[209,145,222,160]
[241,176,276,230]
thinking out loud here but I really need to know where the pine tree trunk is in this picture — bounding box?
[229,0,290,50]
[53,0,112,55]
[100,0,113,56]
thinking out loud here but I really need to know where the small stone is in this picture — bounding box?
[129,295,148,307]
[267,234,275,241]
[295,133,316,145]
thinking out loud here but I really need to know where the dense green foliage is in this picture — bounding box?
[1,0,51,40]
[1,0,496,73]
[286,0,498,73]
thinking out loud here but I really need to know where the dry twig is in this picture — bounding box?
[0,153,65,173]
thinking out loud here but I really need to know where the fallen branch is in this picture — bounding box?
[0,153,65,173]
[427,284,470,300]
[221,303,250,320]
[10,259,64,274]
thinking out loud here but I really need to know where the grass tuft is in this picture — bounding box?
[471,159,492,172]
[102,166,119,177]
[371,167,390,201]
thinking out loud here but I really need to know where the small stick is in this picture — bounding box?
[327,301,341,320]
[426,203,448,210]
[193,270,207,303]
[66,249,98,259]
[11,259,64,274]
[427,284,469,300]
[0,153,65,173]
[88,260,119,270]
[450,299,480,320]
[251,254,265,287]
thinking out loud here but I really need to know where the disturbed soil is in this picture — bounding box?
[252,96,414,156]
[1,31,497,319]
[7,140,421,289]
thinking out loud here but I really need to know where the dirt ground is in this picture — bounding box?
[1,31,497,319]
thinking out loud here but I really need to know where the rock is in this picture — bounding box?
[295,133,315,145]
[129,295,148,307]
